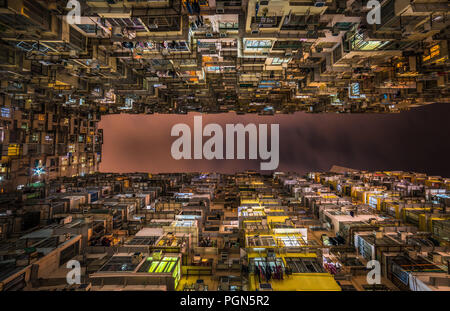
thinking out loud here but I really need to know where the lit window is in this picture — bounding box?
[8,144,20,156]
[244,40,272,51]
[271,57,290,65]
[1,108,10,118]
[32,133,39,142]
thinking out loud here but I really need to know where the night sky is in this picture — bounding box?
[99,103,450,177]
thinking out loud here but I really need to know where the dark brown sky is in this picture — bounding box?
[99,103,450,177]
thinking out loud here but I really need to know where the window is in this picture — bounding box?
[348,82,366,99]
[251,16,282,28]
[272,40,303,50]
[281,14,320,30]
[0,48,15,66]
[1,108,10,118]
[3,273,26,291]
[271,57,290,65]
[244,40,272,52]
[31,133,39,142]
[206,66,220,72]
[280,235,301,247]
[167,41,189,51]
[332,44,342,63]
[250,257,284,273]
[247,235,276,247]
[350,32,389,51]
[284,257,325,273]
[59,242,80,266]
[8,144,20,156]
[219,22,238,30]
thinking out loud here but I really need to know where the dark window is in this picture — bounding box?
[3,273,26,291]
[59,241,80,266]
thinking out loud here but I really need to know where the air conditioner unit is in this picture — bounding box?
[285,48,293,57]
[260,0,270,5]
